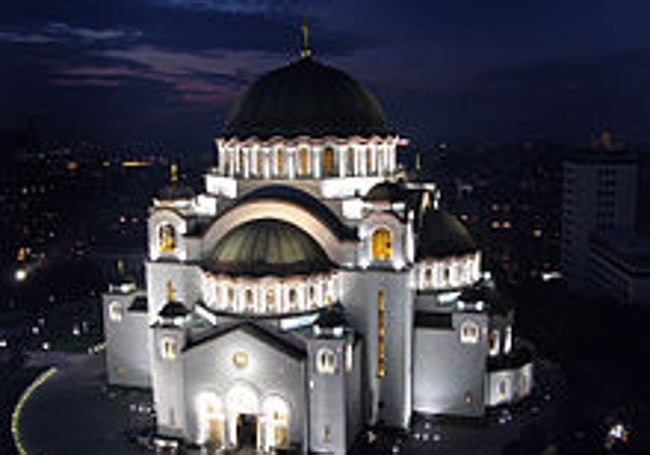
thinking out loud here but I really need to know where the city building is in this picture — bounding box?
[589,232,650,306]
[561,133,638,295]
[103,32,534,454]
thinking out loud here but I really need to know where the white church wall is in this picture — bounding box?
[413,312,488,417]
[182,328,307,450]
[103,291,151,388]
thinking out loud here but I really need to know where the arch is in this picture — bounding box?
[371,227,393,261]
[262,395,290,449]
[226,382,261,449]
[202,200,345,264]
[196,392,225,446]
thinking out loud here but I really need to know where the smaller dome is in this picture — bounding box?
[315,303,347,329]
[418,209,477,259]
[157,182,195,201]
[159,301,189,318]
[364,181,409,202]
[210,219,333,277]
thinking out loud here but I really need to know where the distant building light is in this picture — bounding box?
[42,342,50,351]
[491,221,500,229]
[14,268,28,282]
[0,339,7,348]
[532,228,543,238]
[121,161,151,168]
[541,271,562,282]
[502,221,512,229]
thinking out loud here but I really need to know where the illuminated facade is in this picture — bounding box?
[103,37,533,454]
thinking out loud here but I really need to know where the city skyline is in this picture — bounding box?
[3,0,650,148]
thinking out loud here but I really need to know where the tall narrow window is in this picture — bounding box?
[245,288,255,313]
[276,149,285,176]
[323,147,334,176]
[299,148,309,176]
[347,148,355,176]
[158,224,176,253]
[238,149,245,174]
[377,290,386,378]
[161,337,177,360]
[266,289,276,312]
[372,228,393,261]
[256,150,264,176]
[366,147,373,174]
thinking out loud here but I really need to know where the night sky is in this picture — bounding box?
[3,0,650,148]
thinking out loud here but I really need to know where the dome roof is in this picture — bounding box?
[417,208,477,259]
[159,301,189,318]
[210,219,333,277]
[222,57,391,139]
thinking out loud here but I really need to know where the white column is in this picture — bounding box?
[229,148,236,177]
[314,146,322,178]
[263,147,270,179]
[243,148,250,179]
[338,146,346,177]
[288,147,296,179]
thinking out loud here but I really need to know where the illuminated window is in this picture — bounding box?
[158,223,176,253]
[288,288,298,312]
[233,351,249,369]
[227,287,235,311]
[276,149,285,175]
[316,347,337,374]
[503,326,513,354]
[323,147,335,176]
[108,301,123,323]
[497,378,509,399]
[309,285,317,308]
[460,320,480,344]
[489,329,500,356]
[346,148,355,176]
[298,148,309,175]
[238,149,245,174]
[161,337,177,360]
[518,372,529,395]
[372,228,393,261]
[345,343,353,373]
[266,289,276,312]
[263,397,289,449]
[377,290,386,378]
[245,288,254,313]
[256,150,264,176]
[366,147,373,174]
[424,268,433,287]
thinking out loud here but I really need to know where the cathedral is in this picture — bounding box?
[102,29,533,454]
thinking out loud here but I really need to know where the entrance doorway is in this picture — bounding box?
[236,414,258,448]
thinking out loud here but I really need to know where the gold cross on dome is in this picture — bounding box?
[166,280,177,302]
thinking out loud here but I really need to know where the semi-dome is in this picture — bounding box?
[222,57,391,139]
[364,181,409,202]
[417,208,477,259]
[209,219,333,277]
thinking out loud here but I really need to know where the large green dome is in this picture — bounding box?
[222,57,392,139]
[210,219,333,277]
[417,209,477,259]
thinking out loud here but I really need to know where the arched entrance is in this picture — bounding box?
[226,383,261,449]
[196,393,225,448]
[262,396,290,451]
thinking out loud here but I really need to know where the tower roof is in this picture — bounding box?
[417,208,477,259]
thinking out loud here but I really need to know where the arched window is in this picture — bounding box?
[346,148,355,176]
[316,347,337,374]
[256,150,264,176]
[366,147,373,174]
[276,149,285,176]
[262,396,289,449]
[158,223,176,253]
[460,319,480,344]
[372,228,393,261]
[227,287,235,311]
[323,147,335,176]
[489,329,500,356]
[497,378,509,399]
[298,148,309,176]
[161,337,177,360]
[288,288,298,312]
[238,149,245,174]
[245,288,254,313]
[424,268,433,287]
[108,301,123,323]
[266,289,276,312]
